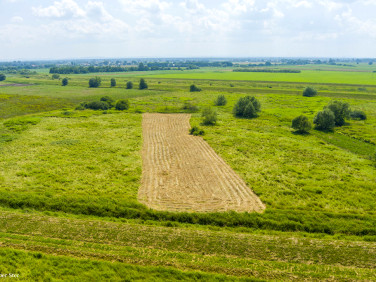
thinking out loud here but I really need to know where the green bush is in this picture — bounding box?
[292,115,312,133]
[215,95,227,106]
[303,87,317,97]
[233,96,260,118]
[110,78,116,87]
[0,73,5,81]
[100,96,114,108]
[86,101,109,110]
[51,74,60,80]
[61,78,68,86]
[313,109,335,131]
[190,84,201,92]
[139,78,148,90]
[126,81,133,89]
[182,102,199,112]
[115,99,130,111]
[89,77,101,88]
[324,100,350,126]
[350,110,367,120]
[201,107,217,125]
[189,126,205,136]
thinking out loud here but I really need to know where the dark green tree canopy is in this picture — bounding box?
[110,78,116,87]
[303,87,317,97]
[0,74,6,81]
[139,78,148,90]
[324,100,350,126]
[190,84,201,92]
[115,99,130,111]
[100,96,114,108]
[89,77,101,88]
[350,110,367,120]
[62,77,68,86]
[233,96,261,118]
[126,81,133,89]
[292,115,312,133]
[313,109,335,131]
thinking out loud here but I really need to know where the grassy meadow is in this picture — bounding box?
[0,65,375,280]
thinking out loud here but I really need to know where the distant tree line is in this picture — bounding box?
[233,68,301,73]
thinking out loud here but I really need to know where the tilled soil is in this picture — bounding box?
[138,113,265,213]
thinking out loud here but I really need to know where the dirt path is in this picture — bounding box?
[139,113,265,213]
[0,83,33,87]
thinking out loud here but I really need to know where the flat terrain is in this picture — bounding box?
[139,113,265,212]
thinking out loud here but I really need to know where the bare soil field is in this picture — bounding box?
[139,113,265,213]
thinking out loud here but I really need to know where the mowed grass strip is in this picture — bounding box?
[0,212,375,280]
[0,248,252,282]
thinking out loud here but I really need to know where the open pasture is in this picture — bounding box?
[0,66,375,280]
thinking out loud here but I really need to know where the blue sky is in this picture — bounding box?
[0,0,375,60]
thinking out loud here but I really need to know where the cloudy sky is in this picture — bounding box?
[0,0,375,60]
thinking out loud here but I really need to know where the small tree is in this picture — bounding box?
[233,96,261,118]
[350,110,367,120]
[292,115,312,133]
[215,95,227,106]
[303,87,317,97]
[190,84,201,92]
[201,107,217,125]
[126,81,133,89]
[0,74,6,81]
[324,100,350,126]
[115,99,130,110]
[100,96,114,108]
[52,74,60,80]
[313,109,335,131]
[62,77,68,86]
[89,77,101,88]
[139,78,148,90]
[110,78,116,87]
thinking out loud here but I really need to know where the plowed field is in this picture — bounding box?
[139,113,265,213]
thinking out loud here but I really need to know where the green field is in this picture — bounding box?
[0,65,375,280]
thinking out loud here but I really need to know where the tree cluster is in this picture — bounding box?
[76,96,129,111]
[233,96,261,118]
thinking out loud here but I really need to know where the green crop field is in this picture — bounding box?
[0,65,375,280]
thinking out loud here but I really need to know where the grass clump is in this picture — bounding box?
[202,107,217,125]
[189,126,205,136]
[215,95,227,106]
[350,110,367,120]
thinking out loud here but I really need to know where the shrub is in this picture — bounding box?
[324,100,350,126]
[313,109,335,131]
[233,96,260,118]
[115,99,130,111]
[86,101,109,110]
[110,78,116,87]
[52,74,60,80]
[201,107,217,125]
[100,96,114,108]
[303,86,317,97]
[190,84,201,92]
[292,115,312,133]
[0,74,5,81]
[139,78,148,89]
[189,126,205,136]
[350,110,367,120]
[215,95,227,106]
[126,81,133,89]
[75,102,87,110]
[182,102,199,112]
[89,77,101,88]
[61,78,68,86]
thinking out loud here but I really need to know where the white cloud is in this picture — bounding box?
[10,16,23,23]
[118,0,170,15]
[32,0,86,19]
